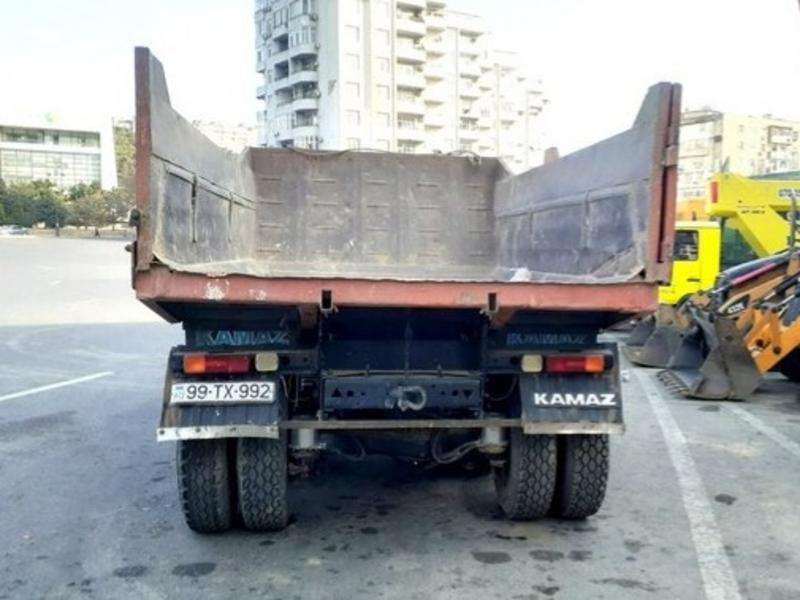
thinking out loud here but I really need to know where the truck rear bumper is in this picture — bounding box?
[157,418,623,442]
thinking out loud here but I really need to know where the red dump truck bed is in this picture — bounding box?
[132,48,679,322]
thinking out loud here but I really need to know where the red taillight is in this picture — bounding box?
[545,355,606,374]
[710,180,719,204]
[183,354,250,374]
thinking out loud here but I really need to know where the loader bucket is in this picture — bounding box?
[658,317,760,400]
[625,315,657,347]
[623,305,688,366]
[624,323,689,367]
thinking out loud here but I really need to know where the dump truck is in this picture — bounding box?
[131,48,679,533]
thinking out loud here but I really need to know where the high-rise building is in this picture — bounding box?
[254,0,547,172]
[678,108,800,201]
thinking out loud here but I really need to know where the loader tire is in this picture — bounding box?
[777,349,800,382]
[552,435,609,519]
[494,430,556,520]
[236,436,289,531]
[176,440,233,533]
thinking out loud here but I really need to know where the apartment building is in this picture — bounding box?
[192,120,259,152]
[678,108,800,201]
[0,117,117,190]
[254,0,547,172]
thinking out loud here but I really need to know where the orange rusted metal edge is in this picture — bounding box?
[136,267,657,317]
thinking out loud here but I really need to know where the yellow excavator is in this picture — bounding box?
[625,172,800,399]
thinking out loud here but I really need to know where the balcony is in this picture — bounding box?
[422,87,446,104]
[397,0,426,8]
[460,43,481,58]
[459,61,481,79]
[425,37,446,56]
[397,125,426,143]
[458,127,481,141]
[272,22,288,39]
[424,63,445,80]
[293,124,318,138]
[397,98,425,115]
[292,96,319,111]
[271,75,292,93]
[460,83,480,99]
[425,112,447,128]
[396,43,426,63]
[290,69,319,86]
[290,41,318,58]
[256,84,268,100]
[396,15,426,37]
[426,12,446,31]
[396,69,426,89]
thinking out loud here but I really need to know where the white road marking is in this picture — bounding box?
[0,371,113,404]
[725,405,800,460]
[635,371,742,600]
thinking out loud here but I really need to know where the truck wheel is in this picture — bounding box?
[176,440,232,533]
[552,435,609,519]
[236,437,289,531]
[494,430,556,520]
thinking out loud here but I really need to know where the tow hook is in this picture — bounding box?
[387,386,428,412]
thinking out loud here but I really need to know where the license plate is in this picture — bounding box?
[170,381,276,404]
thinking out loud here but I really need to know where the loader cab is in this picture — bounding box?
[658,221,721,305]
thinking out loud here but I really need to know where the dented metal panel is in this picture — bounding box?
[133,48,679,312]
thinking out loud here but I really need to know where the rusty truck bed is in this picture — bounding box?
[133,48,679,322]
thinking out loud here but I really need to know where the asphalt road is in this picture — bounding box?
[1,236,799,600]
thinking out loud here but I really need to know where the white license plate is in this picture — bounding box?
[170,381,276,404]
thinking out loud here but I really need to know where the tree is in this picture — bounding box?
[0,178,6,224]
[67,181,101,202]
[1,180,68,227]
[103,187,133,229]
[114,125,135,195]
[70,190,107,233]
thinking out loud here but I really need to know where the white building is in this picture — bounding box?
[254,0,547,172]
[678,108,800,201]
[192,120,259,153]
[0,116,117,190]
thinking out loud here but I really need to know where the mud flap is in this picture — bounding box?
[518,352,624,435]
[157,370,284,441]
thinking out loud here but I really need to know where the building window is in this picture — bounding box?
[377,112,391,127]
[347,138,360,149]
[346,82,361,99]
[346,110,361,126]
[346,53,360,72]
[376,57,390,73]
[375,28,390,47]
[376,139,390,151]
[398,142,417,154]
[376,85,390,101]
[346,25,360,44]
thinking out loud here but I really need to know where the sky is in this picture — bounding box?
[1,0,799,153]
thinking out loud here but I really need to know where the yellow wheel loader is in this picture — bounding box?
[625,173,800,399]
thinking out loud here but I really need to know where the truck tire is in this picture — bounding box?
[176,440,233,533]
[552,435,609,519]
[494,430,556,520]
[236,437,289,531]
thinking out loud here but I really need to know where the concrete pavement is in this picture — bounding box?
[0,237,798,599]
